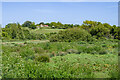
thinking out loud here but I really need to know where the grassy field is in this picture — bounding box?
[2,40,49,44]
[2,39,119,78]
[31,29,64,34]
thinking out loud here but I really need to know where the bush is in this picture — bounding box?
[30,33,46,40]
[102,44,107,47]
[58,52,67,56]
[99,50,108,55]
[112,44,118,48]
[35,54,50,62]
[77,41,86,44]
[49,51,56,57]
[66,49,78,54]
[90,24,111,39]
[50,28,93,42]
[20,48,34,58]
[43,42,51,50]
[118,51,120,56]
[91,51,97,54]
[24,41,27,44]
[77,45,102,54]
[34,47,45,54]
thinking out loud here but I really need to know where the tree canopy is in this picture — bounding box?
[2,20,120,40]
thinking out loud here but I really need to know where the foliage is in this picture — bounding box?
[2,39,118,78]
[90,24,111,39]
[2,20,120,40]
[2,23,25,40]
[35,54,50,62]
[99,50,108,55]
[34,47,45,53]
[50,28,93,42]
[1,20,119,78]
[22,21,36,29]
[2,23,46,40]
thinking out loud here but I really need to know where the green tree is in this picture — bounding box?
[22,21,32,27]
[50,27,92,42]
[90,24,111,39]
[22,21,36,29]
[39,22,44,25]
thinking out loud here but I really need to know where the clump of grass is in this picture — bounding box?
[34,47,45,54]
[20,48,34,58]
[49,51,56,57]
[66,49,78,54]
[58,52,67,56]
[35,54,50,62]
[78,41,86,44]
[102,44,107,47]
[43,42,51,50]
[91,51,97,55]
[99,50,108,55]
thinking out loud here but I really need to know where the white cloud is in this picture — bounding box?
[2,0,120,2]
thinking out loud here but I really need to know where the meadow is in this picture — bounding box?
[31,29,64,34]
[1,20,119,78]
[2,39,119,78]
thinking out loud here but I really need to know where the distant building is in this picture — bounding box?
[36,24,49,29]
[40,24,49,27]
[44,25,49,27]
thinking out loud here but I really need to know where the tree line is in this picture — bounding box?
[1,20,120,40]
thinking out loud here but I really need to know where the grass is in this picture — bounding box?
[2,52,118,78]
[2,40,49,45]
[2,39,119,78]
[31,29,64,34]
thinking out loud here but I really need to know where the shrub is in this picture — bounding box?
[77,41,86,44]
[43,43,51,50]
[49,53,55,58]
[112,44,118,48]
[50,28,93,42]
[118,51,120,56]
[20,48,34,58]
[58,52,67,56]
[102,44,107,47]
[24,41,27,44]
[77,45,102,54]
[91,51,98,54]
[66,49,78,54]
[34,47,45,54]
[49,51,56,57]
[35,54,50,62]
[30,33,46,40]
[90,24,111,39]
[84,46,95,53]
[14,44,18,46]
[99,50,108,55]
[25,55,35,60]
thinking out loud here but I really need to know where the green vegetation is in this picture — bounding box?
[31,29,64,34]
[50,28,93,42]
[2,20,120,41]
[1,20,119,78]
[2,39,119,78]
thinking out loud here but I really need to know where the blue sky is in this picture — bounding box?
[1,0,120,2]
[2,2,118,27]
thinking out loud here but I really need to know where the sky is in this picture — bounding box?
[1,0,120,2]
[2,2,118,27]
